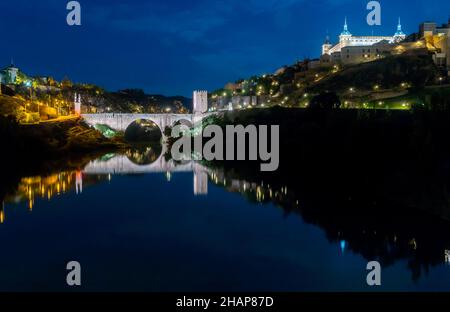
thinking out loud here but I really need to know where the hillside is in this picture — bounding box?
[308,54,439,93]
[2,71,192,116]
[211,52,447,110]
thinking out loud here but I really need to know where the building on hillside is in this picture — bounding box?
[0,61,19,85]
[224,82,241,92]
[321,18,406,65]
[418,19,450,74]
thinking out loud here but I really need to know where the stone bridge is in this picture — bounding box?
[79,90,219,135]
[81,113,201,133]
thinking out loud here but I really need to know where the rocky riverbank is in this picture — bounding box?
[0,115,129,167]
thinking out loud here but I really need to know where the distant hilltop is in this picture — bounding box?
[210,17,450,111]
[0,64,191,117]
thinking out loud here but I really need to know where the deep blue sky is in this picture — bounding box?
[1,0,449,96]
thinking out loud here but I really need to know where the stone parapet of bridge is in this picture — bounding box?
[82,113,194,132]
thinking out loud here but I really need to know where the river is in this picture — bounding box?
[0,148,449,291]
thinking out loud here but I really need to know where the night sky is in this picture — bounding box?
[1,0,449,96]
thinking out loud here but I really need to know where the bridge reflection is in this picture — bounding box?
[82,153,209,196]
[0,152,210,223]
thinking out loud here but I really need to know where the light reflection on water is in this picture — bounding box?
[1,150,450,291]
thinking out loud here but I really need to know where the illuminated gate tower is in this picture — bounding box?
[193,90,208,114]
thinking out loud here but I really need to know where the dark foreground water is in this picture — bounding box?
[0,151,450,292]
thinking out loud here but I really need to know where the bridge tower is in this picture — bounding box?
[193,90,208,114]
[74,93,81,115]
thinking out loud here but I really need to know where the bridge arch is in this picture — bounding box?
[125,144,163,166]
[124,118,164,143]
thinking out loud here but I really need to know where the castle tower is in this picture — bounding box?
[322,33,332,55]
[339,17,352,44]
[393,17,406,42]
[193,90,208,114]
[74,93,81,115]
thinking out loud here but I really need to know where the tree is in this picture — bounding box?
[164,126,172,138]
[309,92,341,110]
[61,77,73,89]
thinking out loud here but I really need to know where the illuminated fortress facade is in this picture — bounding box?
[322,18,406,64]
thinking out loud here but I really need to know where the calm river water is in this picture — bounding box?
[0,149,450,291]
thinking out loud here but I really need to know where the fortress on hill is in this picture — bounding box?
[321,18,406,64]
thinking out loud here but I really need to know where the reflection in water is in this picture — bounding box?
[1,149,450,287]
[125,145,162,165]
[6,171,78,211]
[0,202,4,224]
[1,170,110,223]
[1,148,209,223]
[204,166,450,282]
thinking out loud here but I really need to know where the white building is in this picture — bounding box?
[322,18,406,64]
[0,61,20,85]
